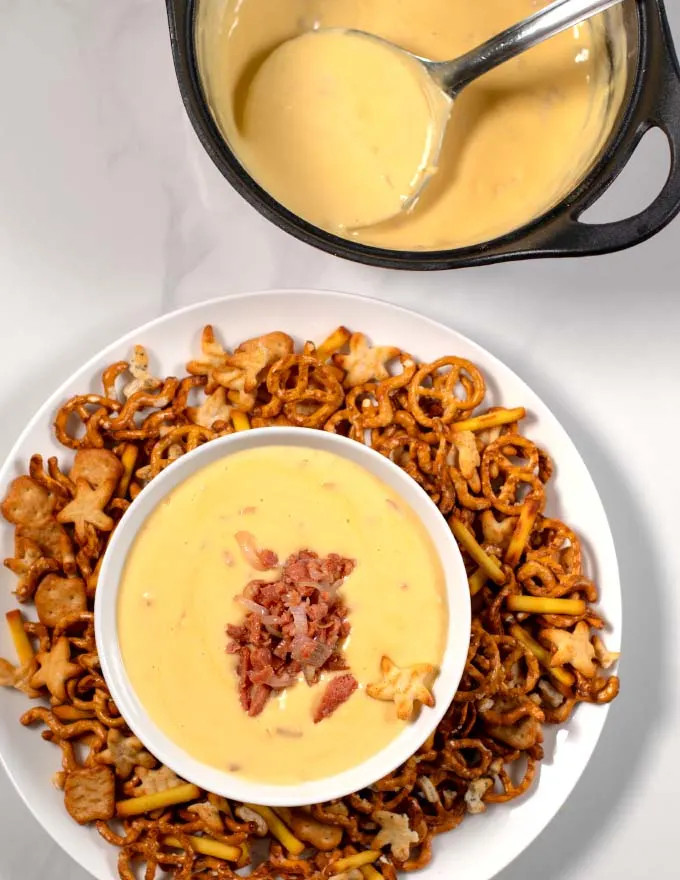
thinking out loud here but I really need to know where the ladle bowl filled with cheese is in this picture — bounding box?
[95,427,470,806]
[166,0,680,269]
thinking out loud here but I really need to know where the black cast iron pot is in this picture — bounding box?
[166,0,680,270]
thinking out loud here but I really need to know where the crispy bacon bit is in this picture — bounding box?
[313,674,358,724]
[226,549,355,717]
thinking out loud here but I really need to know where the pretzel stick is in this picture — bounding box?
[510,624,574,687]
[507,596,586,616]
[450,407,525,433]
[163,834,241,862]
[468,567,488,597]
[450,518,505,585]
[334,850,381,871]
[5,610,34,666]
[244,804,304,855]
[115,445,138,499]
[116,783,201,817]
[232,412,251,432]
[505,494,541,567]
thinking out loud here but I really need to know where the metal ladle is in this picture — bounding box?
[319,0,626,222]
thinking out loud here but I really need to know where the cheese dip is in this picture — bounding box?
[118,446,447,784]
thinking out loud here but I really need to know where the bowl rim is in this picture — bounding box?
[95,426,471,806]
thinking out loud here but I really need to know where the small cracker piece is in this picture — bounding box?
[593,635,620,669]
[333,333,400,388]
[1,475,54,526]
[97,729,156,779]
[451,430,480,481]
[366,656,436,721]
[0,658,17,687]
[1,478,75,571]
[186,801,224,835]
[189,325,230,368]
[480,510,516,549]
[187,386,232,429]
[186,325,230,391]
[64,766,116,824]
[235,804,268,836]
[132,765,183,796]
[122,345,162,399]
[464,778,493,815]
[4,535,60,603]
[35,574,87,628]
[0,657,41,698]
[484,713,543,750]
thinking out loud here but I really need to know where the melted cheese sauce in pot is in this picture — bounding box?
[241,30,452,230]
[118,447,447,784]
[196,0,625,251]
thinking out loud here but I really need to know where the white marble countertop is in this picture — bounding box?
[0,1,678,878]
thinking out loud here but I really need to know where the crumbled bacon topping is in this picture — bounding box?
[226,549,355,718]
[313,673,358,724]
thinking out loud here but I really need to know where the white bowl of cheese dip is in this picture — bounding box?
[95,427,470,807]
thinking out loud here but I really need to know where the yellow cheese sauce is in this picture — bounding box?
[240,30,452,230]
[196,0,626,250]
[118,446,447,784]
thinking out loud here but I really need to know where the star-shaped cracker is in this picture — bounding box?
[57,450,123,541]
[366,655,436,721]
[333,333,400,388]
[372,810,419,862]
[542,621,596,678]
[214,332,294,394]
[122,345,162,399]
[97,729,156,779]
[31,636,81,702]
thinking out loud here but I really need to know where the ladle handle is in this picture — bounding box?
[433,0,625,96]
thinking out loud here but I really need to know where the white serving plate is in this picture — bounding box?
[0,289,621,880]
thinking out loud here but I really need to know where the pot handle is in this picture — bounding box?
[528,0,680,256]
